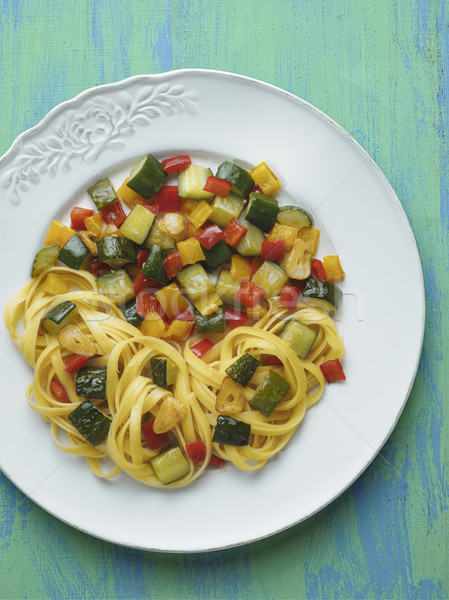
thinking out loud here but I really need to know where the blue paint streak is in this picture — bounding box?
[437,2,449,235]
[91,0,105,84]
[153,0,173,72]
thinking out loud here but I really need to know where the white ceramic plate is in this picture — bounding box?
[0,70,424,552]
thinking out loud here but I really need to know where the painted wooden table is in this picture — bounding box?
[0,1,447,598]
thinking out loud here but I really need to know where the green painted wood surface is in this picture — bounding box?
[0,0,448,598]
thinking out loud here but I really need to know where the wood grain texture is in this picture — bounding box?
[0,0,447,598]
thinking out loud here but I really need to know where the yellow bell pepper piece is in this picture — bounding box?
[177,238,205,266]
[44,220,75,247]
[297,227,320,258]
[41,273,68,295]
[230,254,250,281]
[186,222,203,238]
[77,231,98,256]
[163,319,192,342]
[322,255,345,282]
[84,212,103,237]
[189,201,213,229]
[268,223,297,249]
[246,304,267,319]
[140,312,166,338]
[99,224,123,239]
[117,177,147,208]
[249,162,281,196]
[193,292,222,316]
[181,199,199,216]
[155,283,189,320]
[285,239,311,280]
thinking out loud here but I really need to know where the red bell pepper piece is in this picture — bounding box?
[136,199,158,215]
[224,307,248,329]
[70,207,94,231]
[141,419,170,450]
[280,285,301,309]
[50,376,70,403]
[175,309,195,322]
[261,239,285,261]
[265,355,283,365]
[135,291,162,318]
[163,251,184,279]
[89,259,112,278]
[64,354,90,373]
[311,258,327,280]
[137,249,150,270]
[203,176,232,197]
[210,454,225,467]
[320,359,346,383]
[101,200,127,227]
[235,280,266,308]
[249,256,263,277]
[196,225,224,250]
[190,338,213,358]
[186,441,207,464]
[153,186,181,213]
[223,219,247,248]
[133,273,161,294]
[161,155,191,174]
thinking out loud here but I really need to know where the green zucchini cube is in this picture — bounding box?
[75,367,107,400]
[87,178,118,210]
[225,353,260,387]
[59,234,91,270]
[250,370,291,416]
[69,401,111,446]
[42,301,78,336]
[96,236,137,268]
[215,162,255,198]
[127,155,167,199]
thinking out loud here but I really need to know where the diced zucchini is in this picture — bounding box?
[250,370,291,417]
[277,206,313,229]
[127,155,166,199]
[225,353,260,387]
[302,278,342,311]
[31,245,60,278]
[151,356,177,387]
[215,161,255,198]
[96,236,137,268]
[58,235,90,270]
[245,193,279,232]
[42,301,78,336]
[144,220,176,250]
[212,415,251,446]
[120,204,155,244]
[97,269,134,305]
[251,261,288,298]
[236,219,264,256]
[121,298,143,327]
[176,264,214,301]
[87,178,118,210]
[216,269,239,304]
[142,245,170,284]
[75,367,107,400]
[178,165,214,200]
[279,319,317,359]
[151,447,190,484]
[68,401,111,446]
[202,240,232,272]
[194,306,225,332]
[193,292,222,317]
[209,193,245,228]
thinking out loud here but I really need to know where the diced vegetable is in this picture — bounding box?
[302,278,342,310]
[164,319,193,342]
[163,251,184,280]
[261,239,285,262]
[178,165,214,200]
[202,240,233,272]
[194,306,225,333]
[284,239,311,280]
[236,219,264,256]
[70,207,94,231]
[121,298,143,327]
[230,254,250,281]
[84,212,103,237]
[180,198,200,216]
[50,376,70,403]
[32,245,60,278]
[161,154,191,174]
[42,301,78,336]
[279,319,317,359]
[185,441,207,464]
[127,154,167,198]
[215,161,255,198]
[44,220,75,247]
[58,324,96,357]
[209,193,245,228]
[153,186,181,213]
[58,235,91,270]
[140,312,166,337]
[216,269,240,304]
[64,354,90,373]
[235,280,266,308]
[193,292,223,316]
[320,359,346,383]
[87,178,118,210]
[203,176,232,197]
[153,396,186,434]
[116,178,147,208]
[142,419,170,450]
[145,219,176,250]
[322,255,345,281]
[142,245,170,284]
[69,401,111,446]
[311,258,327,280]
[212,415,251,446]
[224,306,248,329]
[177,264,214,301]
[251,261,288,298]
[77,230,98,256]
[89,259,111,278]
[189,201,213,229]
[245,193,279,232]
[277,206,313,229]
[215,377,246,414]
[297,227,321,257]
[280,285,301,308]
[267,223,298,249]
[97,269,134,305]
[249,256,263,277]
[177,238,205,266]
[190,338,214,358]
[157,212,187,242]
[155,282,189,319]
[197,225,223,250]
[101,200,127,227]
[99,224,123,238]
[151,447,190,484]
[135,291,161,318]
[222,218,247,247]
[41,273,68,295]
[151,356,177,387]
[96,236,137,268]
[120,204,155,244]
[133,273,157,294]
[225,353,260,387]
[210,454,225,467]
[250,370,290,416]
[248,161,281,196]
[75,367,107,400]
[246,304,267,319]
